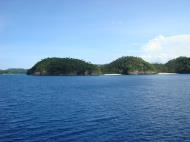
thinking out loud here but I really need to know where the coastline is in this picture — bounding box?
[158,73,177,75]
[103,74,122,76]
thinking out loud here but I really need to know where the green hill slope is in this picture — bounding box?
[27,58,100,75]
[101,56,156,75]
[166,57,190,73]
[27,56,190,76]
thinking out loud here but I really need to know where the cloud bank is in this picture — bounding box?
[141,34,190,63]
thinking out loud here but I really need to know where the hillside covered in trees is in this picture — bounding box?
[0,68,26,74]
[27,56,156,75]
[27,56,190,76]
[153,57,190,73]
[27,58,100,75]
[165,57,190,73]
[101,56,156,75]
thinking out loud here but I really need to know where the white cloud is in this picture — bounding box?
[141,34,190,63]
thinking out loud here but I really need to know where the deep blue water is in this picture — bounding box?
[0,75,190,142]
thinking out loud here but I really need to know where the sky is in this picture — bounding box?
[1,0,190,69]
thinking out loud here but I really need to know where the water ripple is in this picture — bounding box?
[1,75,190,142]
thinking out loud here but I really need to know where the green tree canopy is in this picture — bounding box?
[27,58,99,75]
[101,56,156,74]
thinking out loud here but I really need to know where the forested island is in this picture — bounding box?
[101,56,156,75]
[27,58,100,76]
[153,57,190,73]
[27,56,190,76]
[0,68,27,74]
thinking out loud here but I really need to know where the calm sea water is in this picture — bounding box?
[0,75,190,142]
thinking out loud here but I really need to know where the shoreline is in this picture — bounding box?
[158,73,177,75]
[103,74,122,76]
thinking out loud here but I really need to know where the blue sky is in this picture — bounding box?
[1,0,190,69]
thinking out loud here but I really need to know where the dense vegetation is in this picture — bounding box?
[153,57,190,73]
[101,56,156,74]
[153,63,168,73]
[27,56,157,76]
[27,58,100,75]
[27,56,190,76]
[0,68,26,74]
[166,57,190,73]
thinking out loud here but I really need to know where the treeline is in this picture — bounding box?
[27,56,190,76]
[100,56,156,74]
[0,68,27,74]
[27,56,155,75]
[154,57,190,73]
[27,58,100,75]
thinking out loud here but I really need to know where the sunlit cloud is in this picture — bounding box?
[141,34,190,63]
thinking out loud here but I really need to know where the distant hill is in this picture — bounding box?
[27,56,190,76]
[27,58,100,75]
[101,56,156,75]
[166,57,190,73]
[153,57,190,74]
[0,68,27,74]
[27,56,157,76]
